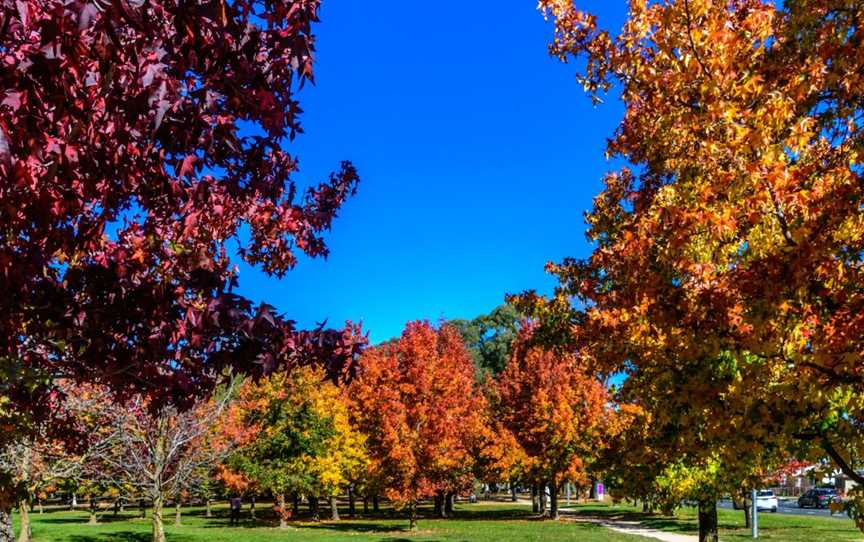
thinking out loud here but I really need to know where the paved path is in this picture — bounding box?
[565,512,698,542]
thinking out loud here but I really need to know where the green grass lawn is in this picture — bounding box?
[562,502,864,541]
[17,502,644,542]
[20,500,864,541]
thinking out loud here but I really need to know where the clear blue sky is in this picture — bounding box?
[235,1,627,344]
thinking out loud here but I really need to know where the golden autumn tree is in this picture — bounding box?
[493,329,610,520]
[518,0,864,538]
[221,366,367,526]
[347,321,488,530]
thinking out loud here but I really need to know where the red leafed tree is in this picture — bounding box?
[347,322,488,530]
[494,329,610,520]
[0,2,364,537]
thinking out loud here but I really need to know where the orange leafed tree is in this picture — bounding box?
[347,321,487,530]
[493,330,609,519]
[523,0,864,538]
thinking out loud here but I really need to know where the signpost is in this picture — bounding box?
[751,489,759,539]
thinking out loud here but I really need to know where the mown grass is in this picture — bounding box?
[17,502,644,542]
[20,500,864,541]
[563,502,864,541]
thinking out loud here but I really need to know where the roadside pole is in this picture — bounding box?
[751,489,758,538]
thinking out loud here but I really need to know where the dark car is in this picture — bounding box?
[798,488,839,509]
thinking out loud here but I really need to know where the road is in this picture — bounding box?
[718,499,849,520]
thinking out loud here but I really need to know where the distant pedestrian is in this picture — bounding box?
[229,495,242,526]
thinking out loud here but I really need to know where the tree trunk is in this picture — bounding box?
[249,495,256,520]
[511,484,517,502]
[743,499,752,529]
[363,496,369,515]
[292,494,300,517]
[205,499,212,518]
[372,495,379,513]
[0,502,14,542]
[278,494,287,529]
[174,495,181,526]
[88,498,98,525]
[531,484,539,514]
[549,481,559,520]
[329,496,340,521]
[697,499,718,542]
[434,491,444,518]
[409,501,417,531]
[539,483,547,515]
[589,478,597,500]
[151,495,166,542]
[348,487,355,517]
[445,492,454,516]
[308,496,319,522]
[37,501,43,515]
[16,499,31,542]
[642,499,649,513]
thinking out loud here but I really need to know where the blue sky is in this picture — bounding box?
[236,1,628,344]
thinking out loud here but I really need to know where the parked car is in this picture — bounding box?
[798,488,839,509]
[732,490,778,512]
[756,490,778,512]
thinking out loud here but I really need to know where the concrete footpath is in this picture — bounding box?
[561,509,699,542]
[514,499,699,541]
[565,513,698,542]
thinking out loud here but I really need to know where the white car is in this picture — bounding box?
[755,490,779,513]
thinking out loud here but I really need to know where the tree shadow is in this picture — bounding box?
[67,533,193,542]
[35,515,146,525]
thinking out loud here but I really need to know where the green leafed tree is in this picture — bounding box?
[450,304,521,376]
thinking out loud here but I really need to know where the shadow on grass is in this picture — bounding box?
[35,515,147,525]
[67,533,194,542]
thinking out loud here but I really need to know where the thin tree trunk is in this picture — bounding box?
[549,481,559,520]
[249,495,256,520]
[697,499,719,542]
[205,499,212,518]
[363,496,369,515]
[88,499,98,525]
[0,502,13,542]
[292,494,300,517]
[511,483,517,502]
[16,499,31,542]
[37,501,43,515]
[308,496,319,522]
[278,494,287,529]
[409,501,417,531]
[372,495,379,513]
[539,483,547,515]
[348,487,355,517]
[589,478,597,500]
[444,492,454,516]
[329,496,340,521]
[434,491,444,518]
[152,495,166,542]
[174,495,182,526]
[531,484,539,514]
